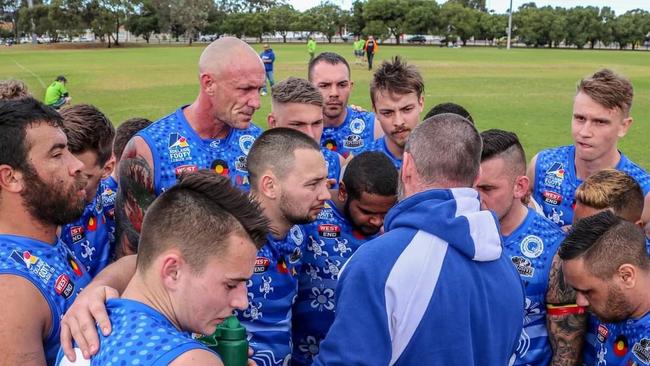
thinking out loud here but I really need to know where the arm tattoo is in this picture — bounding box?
[114,155,155,258]
[547,254,586,366]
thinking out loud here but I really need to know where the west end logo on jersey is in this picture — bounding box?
[318,224,341,238]
[544,162,565,189]
[70,225,85,244]
[254,257,271,274]
[343,134,363,149]
[597,324,609,343]
[349,118,366,134]
[168,132,192,163]
[542,191,562,206]
[234,155,248,173]
[632,338,650,364]
[54,273,75,299]
[239,135,255,155]
[289,226,304,246]
[511,256,535,277]
[10,250,55,283]
[521,235,544,258]
[174,164,199,178]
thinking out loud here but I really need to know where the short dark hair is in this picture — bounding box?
[0,97,63,172]
[559,211,649,279]
[370,56,424,107]
[343,152,398,201]
[56,75,67,82]
[575,169,644,223]
[480,129,526,176]
[577,69,633,117]
[60,104,115,166]
[247,128,321,189]
[424,102,474,123]
[308,52,350,81]
[113,118,152,164]
[137,170,269,272]
[406,113,481,187]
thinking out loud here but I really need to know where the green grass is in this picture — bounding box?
[1,43,649,169]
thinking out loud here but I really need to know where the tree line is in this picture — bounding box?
[1,0,649,49]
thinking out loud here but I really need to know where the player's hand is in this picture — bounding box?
[61,285,118,361]
[247,347,257,366]
[349,104,367,112]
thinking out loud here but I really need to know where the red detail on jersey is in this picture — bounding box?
[68,255,83,277]
[87,216,97,231]
[614,335,628,357]
[175,165,199,178]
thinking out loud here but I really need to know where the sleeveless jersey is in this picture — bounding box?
[533,145,650,227]
[322,148,342,188]
[502,208,565,365]
[60,177,117,277]
[361,137,402,170]
[292,201,377,366]
[0,235,91,365]
[321,106,375,158]
[582,313,650,366]
[78,298,213,366]
[236,226,306,366]
[137,107,262,194]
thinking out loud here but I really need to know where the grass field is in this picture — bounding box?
[1,43,649,169]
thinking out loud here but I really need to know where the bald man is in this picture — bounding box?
[116,37,266,256]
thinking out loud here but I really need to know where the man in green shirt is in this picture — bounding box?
[353,37,365,65]
[308,36,316,62]
[44,75,71,109]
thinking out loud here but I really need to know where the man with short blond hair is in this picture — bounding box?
[528,69,650,228]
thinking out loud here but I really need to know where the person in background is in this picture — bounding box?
[364,36,378,70]
[45,75,71,109]
[260,43,275,96]
[307,36,316,62]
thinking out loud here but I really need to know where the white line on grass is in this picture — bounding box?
[13,60,46,88]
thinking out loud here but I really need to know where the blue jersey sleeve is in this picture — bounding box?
[312,252,392,366]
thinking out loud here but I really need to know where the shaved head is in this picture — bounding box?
[199,37,263,76]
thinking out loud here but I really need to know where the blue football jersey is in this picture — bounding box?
[321,106,375,158]
[292,201,377,366]
[502,208,565,365]
[532,145,650,227]
[361,137,402,170]
[236,226,306,366]
[582,313,650,366]
[0,235,91,365]
[137,107,262,194]
[322,148,342,187]
[60,177,117,277]
[58,298,214,366]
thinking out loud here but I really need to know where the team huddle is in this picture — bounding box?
[0,37,648,366]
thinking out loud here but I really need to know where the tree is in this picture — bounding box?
[268,4,297,42]
[611,10,650,50]
[49,0,85,39]
[1,0,23,40]
[17,4,55,37]
[308,3,346,43]
[565,6,600,49]
[347,0,364,36]
[440,1,479,46]
[363,0,410,44]
[596,7,615,47]
[476,11,506,44]
[448,0,486,12]
[170,0,211,44]
[404,1,439,36]
[126,0,159,43]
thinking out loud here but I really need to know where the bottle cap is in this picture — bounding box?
[217,316,246,340]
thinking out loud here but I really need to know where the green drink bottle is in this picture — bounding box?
[214,316,249,366]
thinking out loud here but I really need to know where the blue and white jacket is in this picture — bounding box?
[313,188,525,366]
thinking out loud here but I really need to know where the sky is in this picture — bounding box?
[290,0,650,14]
